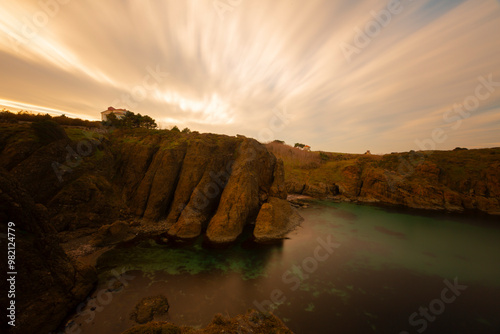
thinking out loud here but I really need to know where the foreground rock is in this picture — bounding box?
[0,124,299,244]
[0,123,299,332]
[254,197,303,242]
[130,295,170,324]
[205,139,278,244]
[0,171,96,334]
[122,309,293,334]
[90,220,136,246]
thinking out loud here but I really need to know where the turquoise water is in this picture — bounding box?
[66,201,500,333]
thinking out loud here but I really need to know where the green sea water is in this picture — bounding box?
[65,201,500,334]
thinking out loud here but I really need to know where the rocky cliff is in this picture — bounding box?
[110,129,295,243]
[276,146,500,215]
[0,170,96,334]
[0,122,299,333]
[0,123,297,243]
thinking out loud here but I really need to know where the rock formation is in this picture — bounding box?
[122,309,293,334]
[1,124,299,244]
[283,149,500,215]
[0,170,96,334]
[0,123,299,333]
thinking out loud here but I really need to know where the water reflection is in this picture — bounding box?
[66,201,500,334]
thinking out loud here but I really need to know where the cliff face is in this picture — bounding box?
[0,170,96,334]
[0,123,297,333]
[0,124,295,243]
[282,148,500,215]
[112,131,291,243]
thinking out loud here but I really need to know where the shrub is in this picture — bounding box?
[103,111,157,129]
[30,120,69,144]
[0,110,100,127]
[294,143,305,148]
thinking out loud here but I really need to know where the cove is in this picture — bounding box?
[64,200,500,334]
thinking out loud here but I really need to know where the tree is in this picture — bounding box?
[171,126,180,132]
[294,143,305,149]
[141,115,157,129]
[102,110,157,129]
[181,127,191,134]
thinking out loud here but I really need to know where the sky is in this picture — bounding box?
[1,0,499,153]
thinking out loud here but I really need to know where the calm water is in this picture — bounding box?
[64,201,500,334]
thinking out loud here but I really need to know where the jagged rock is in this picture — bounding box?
[130,295,170,324]
[90,220,135,246]
[0,170,96,334]
[285,181,306,194]
[338,165,362,198]
[270,158,287,199]
[254,197,303,242]
[302,183,330,197]
[281,148,500,215]
[206,139,276,244]
[166,139,237,239]
[122,309,293,334]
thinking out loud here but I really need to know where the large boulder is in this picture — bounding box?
[254,197,303,243]
[90,220,135,246]
[130,295,170,324]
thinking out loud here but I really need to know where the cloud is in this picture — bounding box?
[0,0,499,153]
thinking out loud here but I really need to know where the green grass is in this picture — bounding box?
[64,127,105,142]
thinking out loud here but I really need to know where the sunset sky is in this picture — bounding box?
[1,0,499,153]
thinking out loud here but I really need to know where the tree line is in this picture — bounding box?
[103,111,157,129]
[0,109,101,128]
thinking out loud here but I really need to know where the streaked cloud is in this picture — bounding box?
[0,0,499,153]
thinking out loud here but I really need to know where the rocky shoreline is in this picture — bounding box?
[0,123,300,334]
[2,121,498,333]
[278,148,500,216]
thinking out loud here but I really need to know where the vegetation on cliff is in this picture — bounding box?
[0,119,298,333]
[1,120,296,242]
[0,109,101,128]
[267,141,500,215]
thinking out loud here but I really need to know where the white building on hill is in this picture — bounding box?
[101,107,128,121]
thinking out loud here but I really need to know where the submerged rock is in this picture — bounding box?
[130,295,170,324]
[122,309,293,334]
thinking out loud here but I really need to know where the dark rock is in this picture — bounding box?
[122,309,293,334]
[89,220,135,246]
[0,170,96,334]
[130,295,170,324]
[206,138,277,244]
[254,197,303,242]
